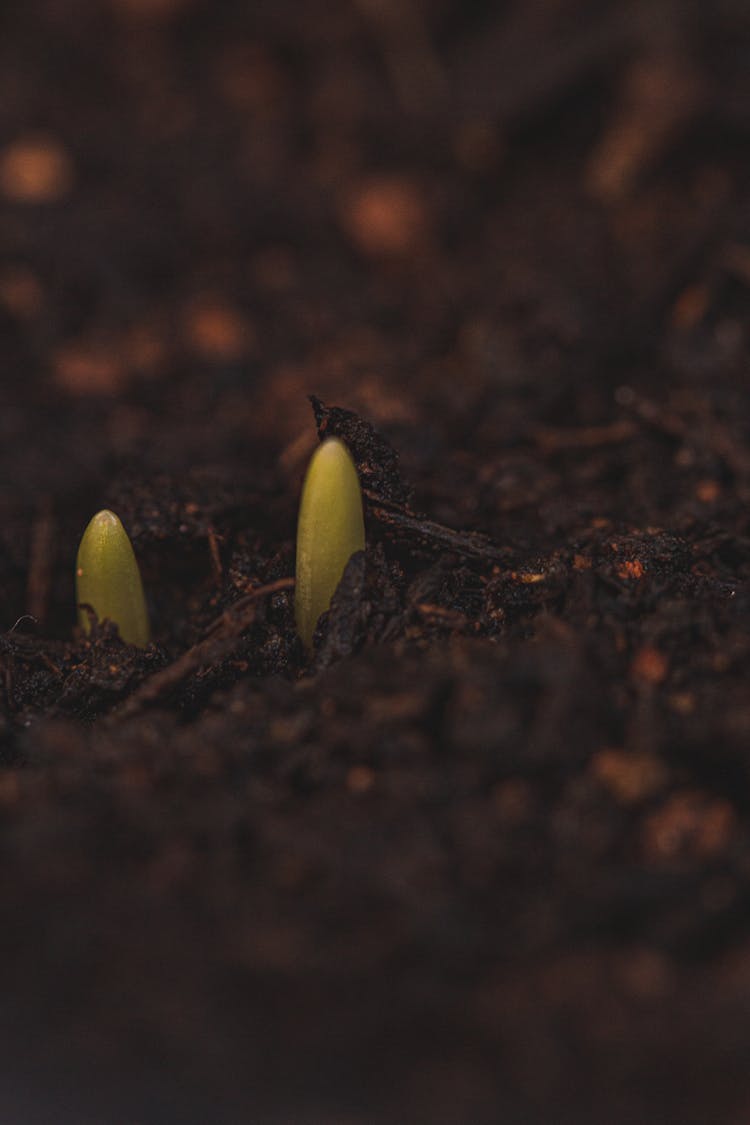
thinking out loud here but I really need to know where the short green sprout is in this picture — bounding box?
[76,510,150,648]
[295,437,365,649]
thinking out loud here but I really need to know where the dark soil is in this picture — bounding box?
[1,1,750,1121]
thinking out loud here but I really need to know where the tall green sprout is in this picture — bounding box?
[295,438,365,649]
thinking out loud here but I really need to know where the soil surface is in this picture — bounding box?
[1,1,750,1122]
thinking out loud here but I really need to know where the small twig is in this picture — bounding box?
[111,577,294,722]
[201,577,295,637]
[207,525,223,585]
[533,420,636,452]
[10,615,38,633]
[368,498,506,565]
[414,603,468,629]
[38,651,62,676]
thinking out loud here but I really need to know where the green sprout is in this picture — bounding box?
[76,509,150,648]
[295,437,365,649]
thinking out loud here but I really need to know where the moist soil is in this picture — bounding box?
[1,2,750,1122]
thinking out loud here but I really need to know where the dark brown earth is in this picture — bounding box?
[1,1,750,1121]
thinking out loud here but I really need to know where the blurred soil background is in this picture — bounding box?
[1,0,750,1121]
